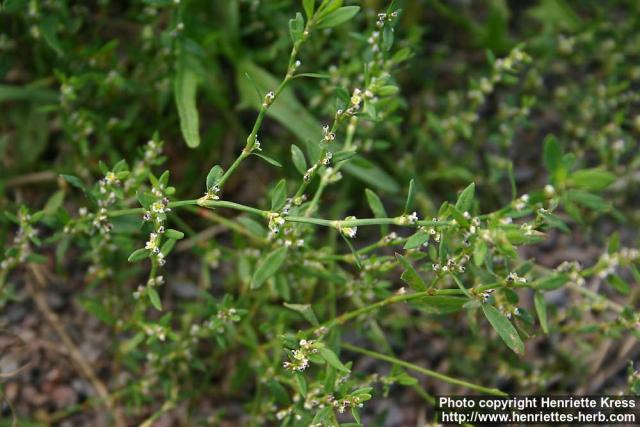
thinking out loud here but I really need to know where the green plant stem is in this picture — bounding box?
[217,12,317,191]
[342,343,507,396]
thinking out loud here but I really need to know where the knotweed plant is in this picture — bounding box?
[1,0,639,426]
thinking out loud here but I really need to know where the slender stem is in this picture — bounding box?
[198,200,268,217]
[342,343,508,396]
[108,199,199,217]
[216,13,317,191]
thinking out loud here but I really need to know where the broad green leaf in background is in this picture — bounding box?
[251,246,288,289]
[174,56,201,148]
[482,304,524,354]
[236,60,321,144]
[0,84,58,103]
[316,6,360,29]
[343,157,399,193]
[569,168,616,191]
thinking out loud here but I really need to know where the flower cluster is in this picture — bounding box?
[142,187,172,266]
[282,339,319,372]
[432,256,467,274]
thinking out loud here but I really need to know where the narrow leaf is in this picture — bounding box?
[319,347,350,372]
[148,288,163,311]
[482,304,524,355]
[533,292,548,334]
[174,58,201,148]
[403,230,430,249]
[271,179,287,211]
[251,247,288,289]
[128,248,150,262]
[404,178,416,214]
[396,253,427,291]
[253,152,283,168]
[291,144,307,175]
[455,182,475,213]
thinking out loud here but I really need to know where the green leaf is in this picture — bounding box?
[174,56,201,148]
[147,288,163,311]
[404,230,429,250]
[365,189,387,219]
[206,165,224,190]
[311,407,333,425]
[253,152,282,168]
[565,190,609,212]
[291,145,307,175]
[236,61,321,145]
[60,174,84,190]
[608,274,630,295]
[569,168,616,191]
[534,292,548,334]
[161,239,176,256]
[341,233,362,269]
[343,157,399,193]
[128,248,150,262]
[284,303,319,326]
[364,188,388,235]
[534,274,569,290]
[292,72,331,79]
[295,372,307,397]
[303,0,315,18]
[165,229,185,240]
[316,6,360,29]
[455,182,475,213]
[251,247,288,289]
[289,12,304,43]
[404,178,416,214]
[271,179,287,211]
[543,135,562,178]
[40,16,64,56]
[482,304,524,355]
[396,253,427,291]
[318,347,350,372]
[417,296,467,314]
